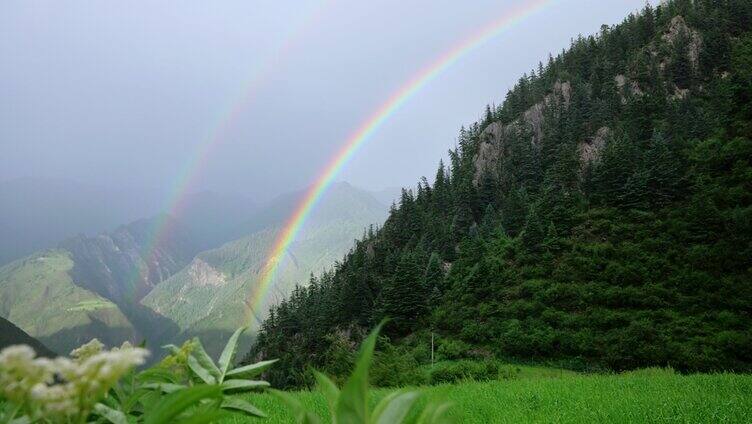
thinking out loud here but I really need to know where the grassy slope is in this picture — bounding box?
[0,249,137,353]
[229,370,752,423]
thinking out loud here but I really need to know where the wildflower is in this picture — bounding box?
[0,345,53,404]
[0,341,148,422]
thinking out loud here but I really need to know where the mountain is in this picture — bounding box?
[0,177,256,266]
[0,250,139,354]
[0,180,387,356]
[0,215,199,353]
[0,316,56,357]
[251,0,752,388]
[141,182,388,355]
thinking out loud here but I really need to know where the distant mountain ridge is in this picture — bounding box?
[141,182,389,355]
[1,181,390,357]
[0,177,257,266]
[0,249,139,354]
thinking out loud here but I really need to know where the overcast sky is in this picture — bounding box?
[1,0,645,202]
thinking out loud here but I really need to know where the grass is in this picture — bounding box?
[66,299,117,312]
[226,368,752,423]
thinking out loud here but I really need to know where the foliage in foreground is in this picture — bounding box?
[0,328,272,423]
[272,322,452,424]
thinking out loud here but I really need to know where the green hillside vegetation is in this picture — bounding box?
[66,299,117,312]
[0,250,137,353]
[251,0,752,388]
[226,368,752,423]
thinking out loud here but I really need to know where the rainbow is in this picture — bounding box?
[245,0,554,326]
[128,1,335,292]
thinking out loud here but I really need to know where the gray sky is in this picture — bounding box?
[1,0,645,202]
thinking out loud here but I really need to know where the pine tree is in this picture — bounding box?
[521,205,546,251]
[424,252,445,294]
[376,250,428,335]
[501,187,528,236]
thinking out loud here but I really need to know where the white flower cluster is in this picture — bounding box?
[0,345,52,404]
[0,339,148,421]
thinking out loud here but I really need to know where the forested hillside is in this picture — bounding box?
[250,0,752,388]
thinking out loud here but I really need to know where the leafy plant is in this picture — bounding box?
[150,327,276,419]
[0,327,276,424]
[272,321,453,424]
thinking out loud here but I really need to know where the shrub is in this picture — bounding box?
[370,340,427,387]
[436,338,471,361]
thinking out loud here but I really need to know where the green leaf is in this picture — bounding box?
[226,359,278,379]
[161,344,181,355]
[335,320,386,424]
[137,390,162,414]
[221,379,270,392]
[123,389,151,412]
[94,403,128,424]
[313,370,340,422]
[187,355,217,384]
[175,406,229,424]
[189,338,221,381]
[373,390,421,424]
[144,385,222,424]
[270,389,321,424]
[137,367,180,384]
[415,401,454,424]
[220,397,267,418]
[142,383,188,393]
[218,327,246,379]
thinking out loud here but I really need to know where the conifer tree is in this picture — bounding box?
[376,250,427,335]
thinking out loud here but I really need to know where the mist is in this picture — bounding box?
[2,0,644,202]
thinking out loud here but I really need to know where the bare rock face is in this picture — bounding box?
[186,258,226,287]
[472,81,571,185]
[663,15,702,71]
[614,74,646,103]
[578,127,610,168]
[671,87,690,100]
[474,122,505,183]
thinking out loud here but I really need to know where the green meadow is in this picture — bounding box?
[229,368,752,423]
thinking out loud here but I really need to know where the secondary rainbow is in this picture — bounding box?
[245,0,554,325]
[126,2,334,291]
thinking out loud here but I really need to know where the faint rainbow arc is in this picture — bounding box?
[245,0,554,326]
[128,1,335,291]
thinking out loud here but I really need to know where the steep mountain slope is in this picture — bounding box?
[251,0,752,388]
[0,215,199,352]
[0,250,138,354]
[0,316,56,357]
[142,182,388,355]
[57,215,197,345]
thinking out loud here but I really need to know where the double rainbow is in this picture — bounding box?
[245,0,553,326]
[128,1,334,292]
